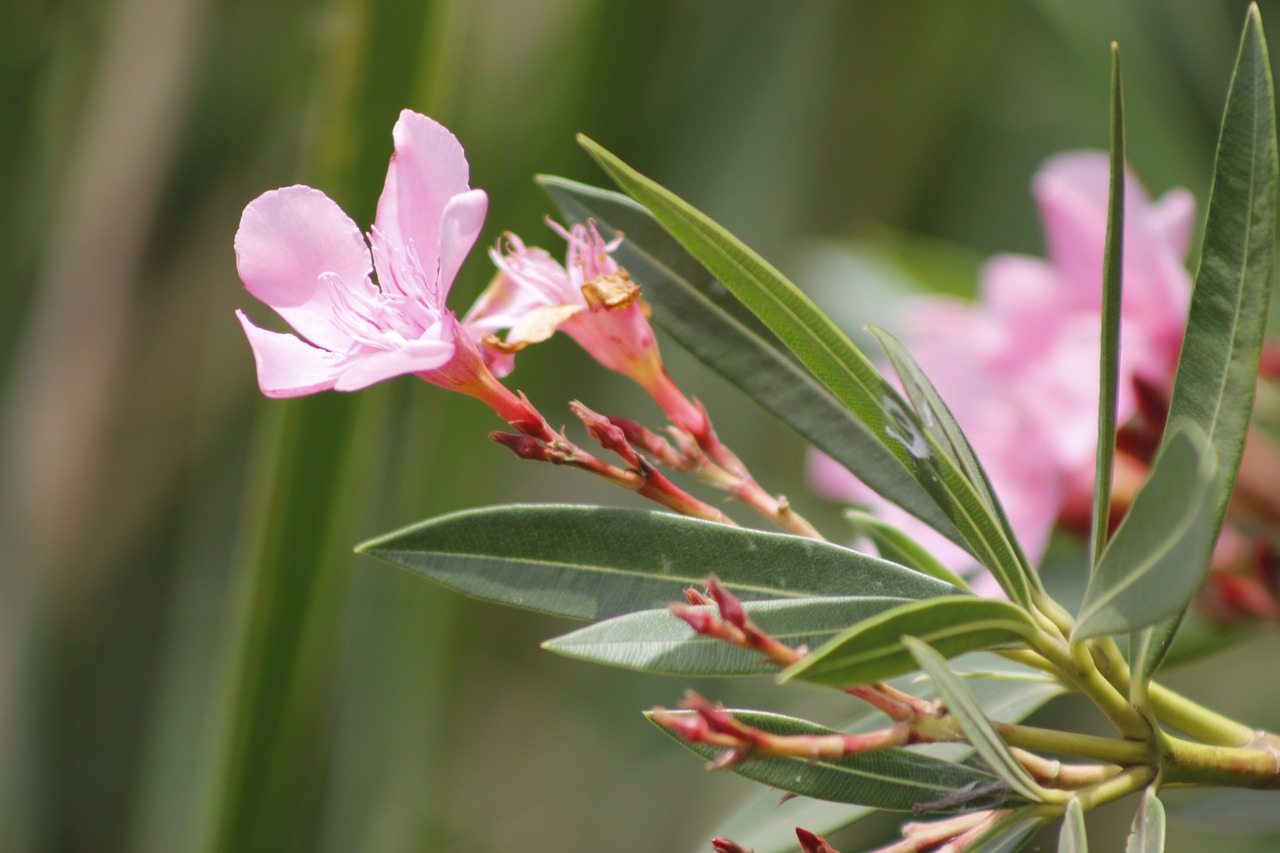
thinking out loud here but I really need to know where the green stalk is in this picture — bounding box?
[1145,681,1261,746]
[995,723,1151,767]
[1163,735,1280,788]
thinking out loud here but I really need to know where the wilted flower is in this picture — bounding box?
[468,222,710,438]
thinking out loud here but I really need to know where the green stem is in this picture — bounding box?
[994,722,1150,766]
[1030,634,1150,739]
[1164,734,1280,788]
[1072,765,1155,811]
[1146,681,1260,746]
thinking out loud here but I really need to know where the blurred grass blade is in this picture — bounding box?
[359,504,958,621]
[1125,788,1166,852]
[542,596,914,676]
[1074,421,1217,641]
[539,176,959,545]
[781,597,1036,688]
[1131,5,1277,687]
[648,709,1010,811]
[869,327,1039,602]
[1091,42,1125,570]
[198,395,383,853]
[902,637,1046,803]
[1059,798,1089,853]
[844,510,970,589]
[577,137,1038,607]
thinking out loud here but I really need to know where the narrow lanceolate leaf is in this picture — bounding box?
[539,176,959,545]
[844,510,970,590]
[358,505,958,622]
[543,596,913,676]
[1091,42,1125,570]
[1059,798,1089,853]
[902,637,1046,803]
[1073,421,1217,641]
[781,597,1036,688]
[869,328,1038,598]
[1125,788,1166,853]
[1132,4,1278,686]
[648,709,1011,812]
[578,136,1038,608]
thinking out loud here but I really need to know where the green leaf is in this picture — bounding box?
[577,136,1039,608]
[704,660,1064,852]
[1125,788,1166,853]
[1132,4,1278,685]
[869,327,1039,603]
[358,504,958,621]
[543,596,913,676]
[844,510,970,590]
[1073,421,1218,641]
[1091,42,1125,570]
[902,637,1046,802]
[781,597,1035,688]
[648,708,1011,812]
[1060,798,1089,853]
[538,176,961,547]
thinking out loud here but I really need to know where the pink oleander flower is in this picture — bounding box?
[467,222,709,437]
[811,151,1195,583]
[235,110,521,412]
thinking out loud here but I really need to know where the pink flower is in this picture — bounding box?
[811,151,1195,578]
[234,110,492,399]
[468,222,708,437]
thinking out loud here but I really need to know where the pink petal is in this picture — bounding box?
[979,255,1063,349]
[1151,187,1196,258]
[374,111,473,280]
[1035,151,1192,332]
[1034,152,1110,309]
[464,243,574,336]
[235,186,374,351]
[332,336,456,392]
[236,310,344,398]
[806,451,872,504]
[436,188,489,299]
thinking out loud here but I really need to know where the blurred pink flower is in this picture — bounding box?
[469,222,708,437]
[235,110,493,399]
[811,151,1195,578]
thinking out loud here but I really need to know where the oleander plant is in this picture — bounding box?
[232,6,1280,851]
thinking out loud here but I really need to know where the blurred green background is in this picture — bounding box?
[3,1,1279,851]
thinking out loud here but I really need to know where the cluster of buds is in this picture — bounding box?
[650,691,913,771]
[654,577,1136,853]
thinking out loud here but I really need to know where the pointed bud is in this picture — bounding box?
[670,603,718,634]
[649,708,710,742]
[490,431,552,461]
[795,828,841,853]
[711,839,753,853]
[571,401,641,466]
[707,574,747,630]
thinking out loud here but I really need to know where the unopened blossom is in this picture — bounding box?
[235,110,535,420]
[811,152,1195,579]
[467,222,709,438]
